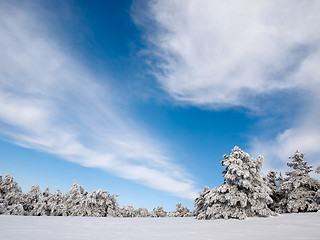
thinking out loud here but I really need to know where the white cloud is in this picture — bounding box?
[133,0,320,170]
[0,1,197,199]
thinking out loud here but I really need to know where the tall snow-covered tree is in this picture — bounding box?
[195,146,274,220]
[168,202,192,217]
[277,151,320,213]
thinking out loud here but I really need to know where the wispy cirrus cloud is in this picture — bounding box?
[0,1,197,199]
[133,0,320,170]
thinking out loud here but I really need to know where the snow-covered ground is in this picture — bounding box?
[0,212,319,240]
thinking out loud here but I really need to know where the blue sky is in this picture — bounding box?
[0,0,320,211]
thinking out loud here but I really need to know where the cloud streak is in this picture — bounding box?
[0,1,197,199]
[133,0,320,170]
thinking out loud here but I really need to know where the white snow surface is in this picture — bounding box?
[0,212,319,240]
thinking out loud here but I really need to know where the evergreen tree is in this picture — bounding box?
[266,170,283,211]
[65,181,88,216]
[21,184,42,215]
[168,202,192,217]
[195,146,274,220]
[48,189,68,216]
[121,205,135,217]
[87,189,121,217]
[0,175,5,214]
[0,174,24,215]
[134,207,150,217]
[277,151,320,213]
[30,187,52,216]
[194,186,210,219]
[151,206,167,217]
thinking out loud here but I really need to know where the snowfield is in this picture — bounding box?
[0,212,319,240]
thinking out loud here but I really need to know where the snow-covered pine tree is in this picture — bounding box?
[316,166,320,174]
[48,189,68,216]
[277,151,320,213]
[86,189,121,217]
[21,184,42,215]
[168,202,192,217]
[266,170,283,211]
[194,186,210,219]
[106,193,121,217]
[65,181,88,216]
[134,207,150,217]
[0,175,5,214]
[195,146,274,220]
[151,206,167,217]
[30,187,52,216]
[121,205,135,217]
[0,174,24,215]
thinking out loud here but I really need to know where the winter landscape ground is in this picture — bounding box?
[0,212,319,240]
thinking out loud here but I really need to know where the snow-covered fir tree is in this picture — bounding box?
[168,202,192,217]
[86,189,120,217]
[21,184,42,215]
[0,175,5,214]
[194,186,210,218]
[266,170,283,211]
[34,187,53,216]
[40,189,66,216]
[194,146,274,220]
[64,181,88,216]
[0,174,24,215]
[276,151,320,213]
[151,206,167,217]
[121,205,135,217]
[134,207,150,217]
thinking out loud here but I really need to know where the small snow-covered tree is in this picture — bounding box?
[30,187,52,216]
[21,184,42,215]
[121,205,135,217]
[48,189,68,216]
[277,151,320,213]
[135,207,150,217]
[85,189,121,217]
[195,146,274,220]
[151,206,167,217]
[315,166,320,174]
[168,202,192,217]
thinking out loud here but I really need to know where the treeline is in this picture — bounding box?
[194,147,320,220]
[1,146,319,220]
[0,175,192,217]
